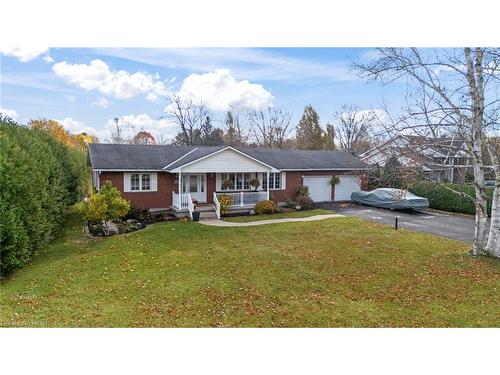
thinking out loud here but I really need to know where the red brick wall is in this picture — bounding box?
[97,170,366,208]
[271,170,366,203]
[99,172,178,209]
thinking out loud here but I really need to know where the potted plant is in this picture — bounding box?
[191,199,200,221]
[222,179,233,190]
[250,177,261,191]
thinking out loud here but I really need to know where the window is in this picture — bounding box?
[141,174,151,191]
[220,173,254,191]
[128,173,155,192]
[131,174,140,191]
[263,172,282,190]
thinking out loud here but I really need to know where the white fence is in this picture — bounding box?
[172,192,191,210]
[213,192,221,219]
[216,191,268,207]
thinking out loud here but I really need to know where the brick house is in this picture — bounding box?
[88,144,367,218]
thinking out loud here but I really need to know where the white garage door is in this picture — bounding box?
[334,175,361,201]
[303,176,331,202]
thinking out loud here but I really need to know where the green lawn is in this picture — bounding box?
[223,208,333,222]
[1,205,499,327]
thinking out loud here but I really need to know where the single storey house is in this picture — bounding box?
[88,144,367,217]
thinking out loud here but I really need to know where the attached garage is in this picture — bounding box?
[334,175,361,201]
[303,176,332,202]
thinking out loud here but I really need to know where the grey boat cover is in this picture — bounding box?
[351,188,429,210]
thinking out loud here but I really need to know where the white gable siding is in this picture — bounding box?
[181,148,272,173]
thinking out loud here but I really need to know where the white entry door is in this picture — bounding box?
[303,176,332,202]
[182,174,207,203]
[334,175,361,201]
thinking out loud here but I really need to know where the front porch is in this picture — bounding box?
[171,172,270,211]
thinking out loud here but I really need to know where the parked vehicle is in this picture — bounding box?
[351,188,429,210]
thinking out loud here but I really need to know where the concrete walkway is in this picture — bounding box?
[198,214,344,227]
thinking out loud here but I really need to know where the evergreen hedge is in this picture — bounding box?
[0,117,89,276]
[410,181,493,216]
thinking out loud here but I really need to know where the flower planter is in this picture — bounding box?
[192,211,200,221]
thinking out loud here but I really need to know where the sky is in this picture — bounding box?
[0,47,408,142]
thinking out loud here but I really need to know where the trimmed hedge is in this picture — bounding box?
[410,181,493,216]
[0,117,89,276]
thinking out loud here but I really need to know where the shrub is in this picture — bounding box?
[255,200,278,214]
[296,195,314,210]
[410,181,493,216]
[218,194,233,215]
[0,116,89,276]
[84,181,130,233]
[296,185,310,197]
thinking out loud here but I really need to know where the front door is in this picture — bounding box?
[182,174,207,203]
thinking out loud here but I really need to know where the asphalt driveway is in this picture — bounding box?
[321,203,475,242]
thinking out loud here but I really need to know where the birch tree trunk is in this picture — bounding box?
[464,48,489,255]
[485,145,500,257]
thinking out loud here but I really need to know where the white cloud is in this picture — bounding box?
[175,69,273,111]
[57,117,102,138]
[0,47,49,62]
[91,98,110,108]
[52,59,170,101]
[0,107,19,120]
[43,54,55,63]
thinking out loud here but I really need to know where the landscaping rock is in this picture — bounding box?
[105,221,120,235]
[250,210,256,215]
[126,219,138,224]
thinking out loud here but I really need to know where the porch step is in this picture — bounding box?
[199,210,218,220]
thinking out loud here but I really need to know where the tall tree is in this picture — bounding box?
[355,48,500,257]
[224,110,247,146]
[248,107,292,149]
[163,95,208,146]
[324,124,336,150]
[295,105,324,149]
[131,130,156,145]
[335,105,377,154]
[108,117,128,144]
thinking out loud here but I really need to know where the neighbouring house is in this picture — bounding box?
[88,144,367,218]
[360,135,477,183]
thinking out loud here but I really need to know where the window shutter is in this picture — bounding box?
[151,173,158,192]
[281,172,286,190]
[124,173,131,192]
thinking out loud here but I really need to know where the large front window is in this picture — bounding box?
[220,173,253,191]
[262,172,281,190]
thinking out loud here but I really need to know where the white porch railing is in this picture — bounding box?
[172,192,194,219]
[213,192,221,219]
[186,194,194,220]
[216,191,268,208]
[172,192,191,210]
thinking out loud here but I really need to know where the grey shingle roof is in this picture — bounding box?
[88,143,194,170]
[88,143,367,171]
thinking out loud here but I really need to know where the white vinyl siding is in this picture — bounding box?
[181,148,272,173]
[124,172,157,192]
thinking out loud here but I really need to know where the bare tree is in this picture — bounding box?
[224,110,248,146]
[108,117,128,144]
[335,105,378,154]
[247,107,292,149]
[355,48,500,257]
[163,95,208,146]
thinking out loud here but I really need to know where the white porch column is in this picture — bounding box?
[178,171,182,206]
[266,171,270,200]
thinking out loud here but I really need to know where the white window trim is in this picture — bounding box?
[124,172,157,192]
[263,172,285,191]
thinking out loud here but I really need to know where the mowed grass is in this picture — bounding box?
[223,208,333,222]
[1,205,499,327]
